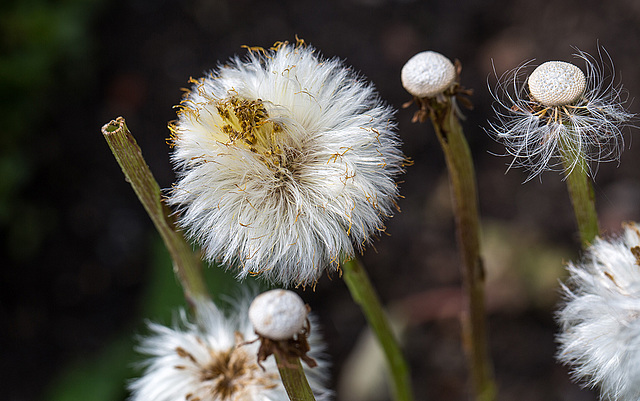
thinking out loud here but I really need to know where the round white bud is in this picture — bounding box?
[527,61,586,107]
[401,51,456,98]
[249,289,308,341]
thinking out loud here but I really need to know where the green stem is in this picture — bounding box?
[428,101,496,401]
[560,145,600,247]
[341,257,413,401]
[101,117,209,304]
[274,354,317,401]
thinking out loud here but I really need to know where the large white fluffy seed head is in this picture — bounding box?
[249,289,308,340]
[128,296,333,401]
[401,51,456,98]
[528,61,586,106]
[557,222,640,401]
[169,42,404,286]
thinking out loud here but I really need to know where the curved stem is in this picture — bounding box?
[341,257,413,401]
[428,101,496,401]
[101,117,209,305]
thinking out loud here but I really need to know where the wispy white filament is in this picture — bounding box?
[557,222,640,401]
[489,48,632,181]
[129,295,332,401]
[169,42,404,286]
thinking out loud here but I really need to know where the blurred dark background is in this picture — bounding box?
[3,0,640,400]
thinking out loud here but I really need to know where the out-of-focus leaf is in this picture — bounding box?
[44,231,264,401]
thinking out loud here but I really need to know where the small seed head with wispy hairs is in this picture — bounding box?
[528,61,586,106]
[401,51,456,98]
[488,48,633,180]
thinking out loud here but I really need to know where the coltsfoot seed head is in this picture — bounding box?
[169,41,404,286]
[249,289,308,340]
[488,48,633,180]
[528,61,586,106]
[401,51,456,98]
[129,295,333,401]
[557,222,640,401]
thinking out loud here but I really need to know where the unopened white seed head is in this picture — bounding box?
[528,61,586,106]
[401,51,456,98]
[249,289,308,340]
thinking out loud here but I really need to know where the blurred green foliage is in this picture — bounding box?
[0,0,102,259]
[43,234,257,401]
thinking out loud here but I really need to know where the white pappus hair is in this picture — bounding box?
[557,222,640,401]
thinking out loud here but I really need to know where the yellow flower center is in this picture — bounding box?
[215,96,285,166]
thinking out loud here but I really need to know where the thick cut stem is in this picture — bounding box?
[274,354,317,401]
[341,258,413,401]
[428,101,496,401]
[101,117,209,304]
[560,144,600,247]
